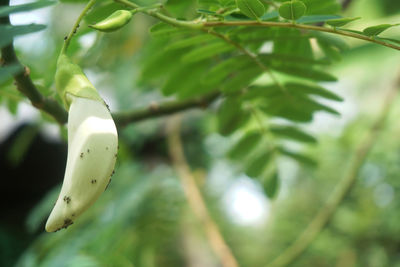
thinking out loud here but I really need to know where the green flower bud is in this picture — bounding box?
[89,10,134,33]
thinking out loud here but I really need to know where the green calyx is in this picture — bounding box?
[89,10,133,33]
[55,54,103,109]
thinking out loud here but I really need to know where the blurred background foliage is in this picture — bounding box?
[0,0,400,266]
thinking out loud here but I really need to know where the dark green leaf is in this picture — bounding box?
[0,1,55,17]
[245,150,271,178]
[222,66,262,93]
[270,64,337,82]
[229,131,262,159]
[270,125,316,143]
[162,62,208,96]
[262,172,279,199]
[326,17,361,27]
[0,24,46,48]
[278,147,317,166]
[259,53,330,66]
[363,23,400,36]
[182,41,234,63]
[236,0,265,19]
[204,56,253,86]
[165,35,215,50]
[278,0,306,20]
[217,97,250,136]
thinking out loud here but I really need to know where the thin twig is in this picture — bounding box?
[61,0,97,54]
[266,75,400,267]
[166,115,239,267]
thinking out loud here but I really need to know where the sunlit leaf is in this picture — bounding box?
[326,17,361,27]
[236,0,265,19]
[363,23,400,36]
[279,0,306,20]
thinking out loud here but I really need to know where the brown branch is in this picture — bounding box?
[266,74,400,267]
[112,91,220,127]
[166,115,239,267]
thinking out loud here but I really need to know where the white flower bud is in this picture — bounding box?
[45,95,118,232]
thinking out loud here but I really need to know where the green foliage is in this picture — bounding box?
[1,0,400,266]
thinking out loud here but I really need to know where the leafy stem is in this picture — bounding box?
[114,0,400,51]
[60,0,97,54]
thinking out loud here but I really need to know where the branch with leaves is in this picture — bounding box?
[115,0,400,51]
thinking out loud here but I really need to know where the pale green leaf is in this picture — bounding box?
[326,17,361,27]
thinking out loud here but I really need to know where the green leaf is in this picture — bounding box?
[204,56,253,86]
[222,66,262,93]
[285,82,343,101]
[326,17,361,27]
[259,53,330,66]
[165,34,215,50]
[278,0,306,20]
[262,172,279,199]
[270,125,316,143]
[258,93,339,122]
[363,23,400,36]
[236,0,265,19]
[217,97,250,136]
[296,15,340,24]
[229,131,262,159]
[270,64,337,82]
[0,1,55,17]
[0,64,22,84]
[278,147,317,166]
[162,62,208,96]
[245,151,271,178]
[0,24,46,48]
[182,41,234,63]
